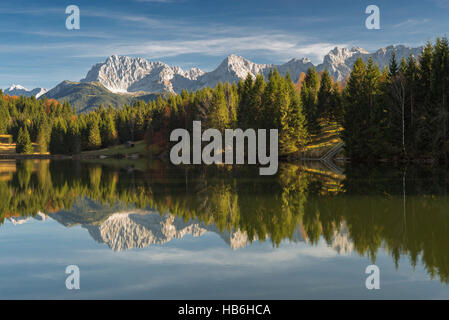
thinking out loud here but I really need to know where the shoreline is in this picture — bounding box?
[0,153,439,164]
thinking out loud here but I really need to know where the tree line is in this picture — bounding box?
[2,160,449,282]
[0,70,312,157]
[1,37,448,161]
[343,37,449,161]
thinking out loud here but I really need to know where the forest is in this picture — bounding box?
[1,37,449,162]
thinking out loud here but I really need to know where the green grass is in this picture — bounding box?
[81,140,152,157]
[299,121,343,159]
[0,134,47,155]
[0,134,12,144]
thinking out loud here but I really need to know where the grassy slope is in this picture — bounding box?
[1,120,343,159]
[299,121,343,159]
[44,81,158,113]
[0,134,46,155]
[80,140,152,157]
[81,122,343,160]
[45,81,134,113]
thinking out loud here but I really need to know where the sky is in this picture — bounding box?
[0,0,448,90]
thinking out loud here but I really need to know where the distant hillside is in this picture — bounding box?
[42,80,158,113]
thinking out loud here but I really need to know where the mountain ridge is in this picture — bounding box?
[4,44,425,111]
[3,84,47,98]
[79,44,424,95]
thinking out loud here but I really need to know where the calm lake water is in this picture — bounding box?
[0,159,449,299]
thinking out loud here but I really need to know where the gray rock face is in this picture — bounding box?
[81,54,204,94]
[7,209,354,254]
[316,45,424,81]
[79,44,423,94]
[82,211,253,251]
[80,54,312,93]
[83,212,208,251]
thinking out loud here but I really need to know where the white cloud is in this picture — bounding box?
[431,0,449,8]
[67,34,345,65]
[393,19,430,28]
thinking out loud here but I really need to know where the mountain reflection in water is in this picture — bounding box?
[1,159,449,283]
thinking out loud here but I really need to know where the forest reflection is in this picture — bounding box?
[1,159,449,283]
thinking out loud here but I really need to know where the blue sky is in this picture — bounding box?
[1,0,448,89]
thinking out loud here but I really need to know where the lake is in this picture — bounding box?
[0,159,448,299]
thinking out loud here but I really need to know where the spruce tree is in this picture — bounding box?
[208,82,230,131]
[36,120,50,154]
[87,120,102,150]
[49,118,68,154]
[249,74,265,128]
[100,114,117,147]
[389,49,398,78]
[0,104,9,134]
[301,67,320,134]
[317,68,333,120]
[237,73,254,128]
[343,57,366,159]
[68,120,81,154]
[16,126,33,154]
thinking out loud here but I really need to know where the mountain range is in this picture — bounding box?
[5,197,353,253]
[3,44,424,112]
[3,84,47,98]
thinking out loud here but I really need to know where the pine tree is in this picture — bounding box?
[389,49,398,77]
[237,73,254,128]
[364,58,383,157]
[301,67,320,134]
[87,120,102,150]
[317,68,333,120]
[343,57,366,159]
[249,74,265,128]
[405,53,419,155]
[68,120,81,154]
[431,37,449,160]
[16,126,33,154]
[262,69,282,129]
[100,113,117,147]
[49,118,68,155]
[330,82,343,125]
[284,74,308,153]
[208,82,230,131]
[0,103,9,134]
[36,119,50,153]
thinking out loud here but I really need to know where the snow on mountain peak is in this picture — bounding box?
[317,44,423,81]
[8,84,27,91]
[81,55,205,93]
[4,84,47,98]
[77,44,424,94]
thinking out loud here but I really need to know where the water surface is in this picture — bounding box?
[0,159,448,299]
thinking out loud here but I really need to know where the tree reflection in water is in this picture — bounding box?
[1,159,449,283]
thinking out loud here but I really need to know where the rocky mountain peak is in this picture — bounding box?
[75,44,425,95]
[4,84,48,98]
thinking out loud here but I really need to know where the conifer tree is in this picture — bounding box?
[317,68,333,120]
[343,57,367,159]
[0,104,9,134]
[16,126,33,154]
[49,118,68,155]
[87,120,102,150]
[100,113,117,147]
[237,73,254,128]
[301,67,320,134]
[68,120,81,154]
[36,119,50,153]
[208,82,230,131]
[389,49,398,77]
